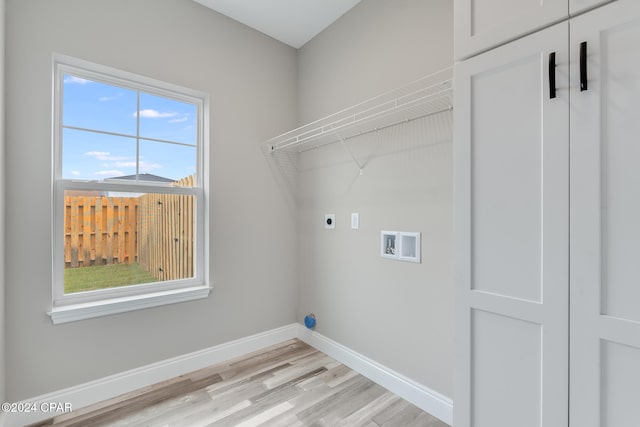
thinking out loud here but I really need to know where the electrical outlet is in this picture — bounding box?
[325,214,335,229]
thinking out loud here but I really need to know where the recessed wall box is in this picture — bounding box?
[381,231,399,259]
[381,231,421,263]
[399,232,421,263]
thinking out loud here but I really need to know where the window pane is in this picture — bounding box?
[63,74,137,136]
[139,140,196,186]
[62,128,136,180]
[63,189,196,294]
[139,93,197,145]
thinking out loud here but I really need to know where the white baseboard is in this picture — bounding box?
[296,324,453,426]
[1,324,299,427]
[1,322,453,427]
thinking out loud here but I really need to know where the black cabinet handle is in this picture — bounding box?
[580,42,588,91]
[549,52,557,99]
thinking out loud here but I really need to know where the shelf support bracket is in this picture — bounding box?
[333,130,364,175]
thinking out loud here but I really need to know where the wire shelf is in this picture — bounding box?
[266,67,453,153]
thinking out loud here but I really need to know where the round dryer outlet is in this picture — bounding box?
[325,214,335,229]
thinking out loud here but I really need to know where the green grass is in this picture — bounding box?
[64,263,157,294]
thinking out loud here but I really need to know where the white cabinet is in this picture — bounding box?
[454,0,640,426]
[453,22,569,427]
[569,2,640,426]
[454,0,566,59]
[454,0,616,60]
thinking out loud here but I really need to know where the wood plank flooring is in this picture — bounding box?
[30,339,449,427]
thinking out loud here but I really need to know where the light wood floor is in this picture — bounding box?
[30,339,449,427]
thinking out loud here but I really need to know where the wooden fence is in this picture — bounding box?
[64,196,138,268]
[138,175,195,281]
[64,175,194,282]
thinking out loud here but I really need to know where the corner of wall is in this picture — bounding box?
[0,0,7,405]
[292,0,454,399]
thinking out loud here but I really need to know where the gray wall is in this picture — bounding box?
[296,0,454,398]
[298,0,454,124]
[5,0,298,401]
[0,0,6,405]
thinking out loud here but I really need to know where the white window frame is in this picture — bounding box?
[49,54,210,324]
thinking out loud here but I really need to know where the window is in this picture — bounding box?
[50,54,209,324]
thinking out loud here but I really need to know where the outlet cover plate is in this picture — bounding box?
[325,214,335,229]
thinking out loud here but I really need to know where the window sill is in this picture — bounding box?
[48,286,212,324]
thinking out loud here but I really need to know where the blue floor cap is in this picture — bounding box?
[304,314,316,329]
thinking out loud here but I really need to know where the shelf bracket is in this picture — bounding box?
[333,129,364,175]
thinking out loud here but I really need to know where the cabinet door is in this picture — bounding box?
[570,1,640,426]
[570,0,616,16]
[454,0,566,60]
[453,22,569,427]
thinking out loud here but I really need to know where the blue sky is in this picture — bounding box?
[62,75,197,182]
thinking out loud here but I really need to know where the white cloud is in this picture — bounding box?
[85,151,130,162]
[70,170,81,176]
[113,161,136,168]
[85,151,110,157]
[86,153,162,177]
[98,92,124,102]
[112,160,162,171]
[139,161,162,171]
[64,76,91,85]
[169,116,189,123]
[134,109,179,119]
[95,170,124,177]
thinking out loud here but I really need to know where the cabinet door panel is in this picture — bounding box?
[570,1,640,426]
[471,310,542,427]
[454,0,566,60]
[601,341,640,427]
[454,22,569,427]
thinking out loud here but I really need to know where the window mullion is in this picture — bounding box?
[136,91,141,182]
[59,179,201,195]
[62,125,138,141]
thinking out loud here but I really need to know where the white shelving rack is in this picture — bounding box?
[265,67,453,160]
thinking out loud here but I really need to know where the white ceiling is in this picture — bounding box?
[193,0,362,49]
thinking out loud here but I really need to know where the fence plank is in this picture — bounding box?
[101,199,109,265]
[64,197,72,266]
[95,198,103,264]
[90,202,96,265]
[70,197,80,268]
[81,197,92,266]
